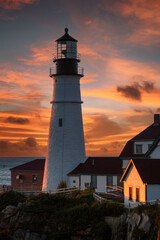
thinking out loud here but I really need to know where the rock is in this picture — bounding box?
[13,229,25,240]
[105,216,120,229]
[25,229,31,240]
[30,232,41,240]
[2,205,18,218]
[139,213,151,233]
[41,234,47,240]
[17,202,23,209]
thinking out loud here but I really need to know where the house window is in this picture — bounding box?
[136,144,142,154]
[91,175,97,188]
[129,186,133,201]
[107,175,113,188]
[32,175,37,184]
[136,187,140,202]
[59,118,62,127]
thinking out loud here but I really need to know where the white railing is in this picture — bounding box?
[43,186,83,194]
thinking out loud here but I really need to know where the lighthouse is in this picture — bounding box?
[42,28,86,191]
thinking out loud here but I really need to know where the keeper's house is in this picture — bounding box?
[121,159,160,207]
[68,157,122,193]
[120,114,160,171]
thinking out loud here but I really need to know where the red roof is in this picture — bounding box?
[68,157,122,175]
[132,123,160,140]
[121,158,160,184]
[120,123,160,158]
[10,159,45,171]
[119,140,145,158]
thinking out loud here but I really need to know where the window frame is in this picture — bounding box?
[136,187,140,202]
[32,175,37,185]
[136,144,142,154]
[129,186,133,201]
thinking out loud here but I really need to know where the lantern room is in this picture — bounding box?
[55,28,79,61]
[50,28,83,77]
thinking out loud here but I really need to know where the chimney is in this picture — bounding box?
[154,114,160,125]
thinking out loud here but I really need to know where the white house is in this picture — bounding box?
[120,114,160,171]
[121,158,160,207]
[68,157,122,193]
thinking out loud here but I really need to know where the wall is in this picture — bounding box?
[123,165,146,206]
[80,175,91,189]
[147,185,160,201]
[11,170,44,193]
[122,160,130,170]
[68,176,79,188]
[134,141,153,154]
[150,142,160,158]
[96,176,106,193]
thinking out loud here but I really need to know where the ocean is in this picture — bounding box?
[0,157,45,186]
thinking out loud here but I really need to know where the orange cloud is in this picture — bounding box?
[113,0,160,45]
[17,41,54,66]
[81,73,98,84]
[0,0,39,10]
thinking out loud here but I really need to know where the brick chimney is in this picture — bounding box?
[154,114,160,125]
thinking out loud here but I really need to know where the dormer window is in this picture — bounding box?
[136,144,142,154]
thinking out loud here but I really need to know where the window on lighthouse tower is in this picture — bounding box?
[59,118,63,127]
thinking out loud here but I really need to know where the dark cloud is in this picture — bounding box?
[117,83,141,100]
[5,116,30,124]
[25,137,37,147]
[0,137,46,157]
[133,108,153,114]
[0,80,18,89]
[117,80,155,101]
[142,81,154,93]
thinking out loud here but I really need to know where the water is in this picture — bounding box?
[0,157,45,186]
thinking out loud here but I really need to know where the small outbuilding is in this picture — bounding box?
[121,158,160,207]
[10,159,45,194]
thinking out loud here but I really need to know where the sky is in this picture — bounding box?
[0,0,160,157]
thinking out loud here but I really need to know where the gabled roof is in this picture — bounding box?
[120,123,160,158]
[10,159,45,171]
[121,158,160,184]
[119,140,145,158]
[131,123,160,141]
[68,157,122,175]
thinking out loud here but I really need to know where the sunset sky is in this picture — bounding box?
[0,0,160,157]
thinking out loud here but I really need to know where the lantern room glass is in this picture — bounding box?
[57,41,77,59]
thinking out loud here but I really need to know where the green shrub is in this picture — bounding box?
[57,180,67,189]
[0,191,26,211]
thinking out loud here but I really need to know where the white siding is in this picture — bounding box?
[150,142,160,158]
[81,175,91,189]
[68,176,79,188]
[122,159,130,171]
[113,176,117,186]
[42,75,86,192]
[147,185,160,201]
[123,164,146,206]
[134,141,153,154]
[96,176,106,193]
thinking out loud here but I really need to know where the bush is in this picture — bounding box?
[57,180,67,189]
[0,191,26,211]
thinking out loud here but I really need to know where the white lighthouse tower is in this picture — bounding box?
[42,28,86,191]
